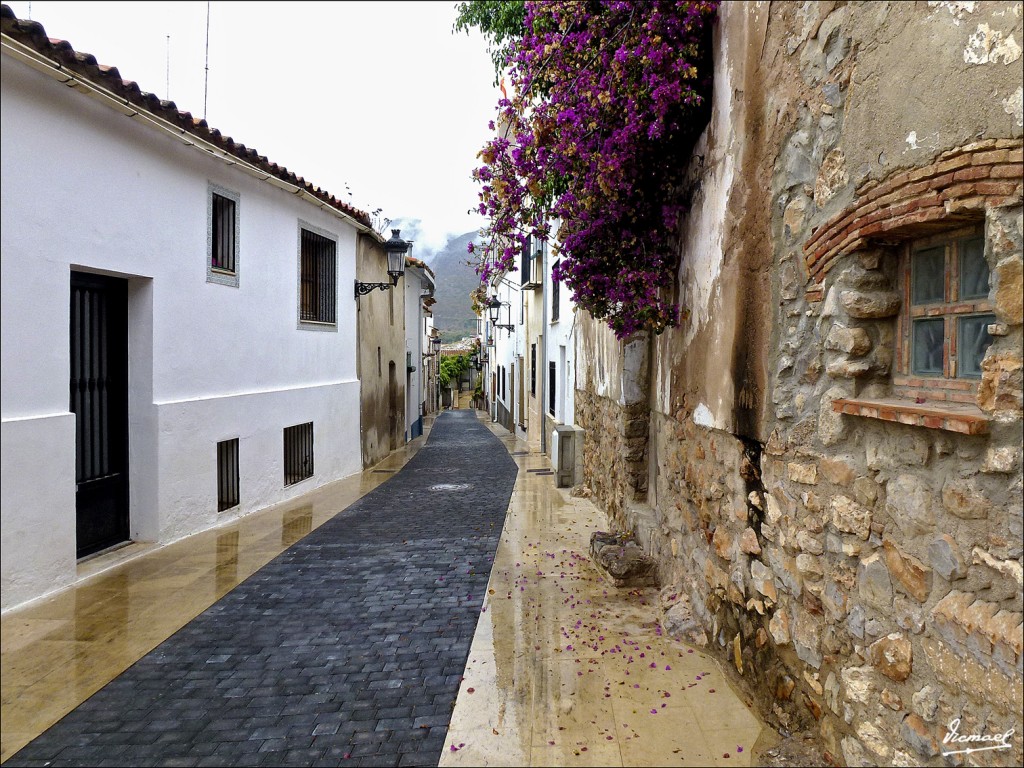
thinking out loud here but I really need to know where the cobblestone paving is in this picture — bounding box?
[7,411,517,768]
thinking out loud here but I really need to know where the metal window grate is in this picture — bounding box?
[212,193,236,273]
[217,438,239,511]
[284,422,314,486]
[549,361,556,416]
[530,344,537,397]
[300,229,337,323]
[551,259,560,321]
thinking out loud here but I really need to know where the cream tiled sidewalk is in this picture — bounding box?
[442,419,770,767]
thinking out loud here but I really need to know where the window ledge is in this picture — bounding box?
[832,397,989,435]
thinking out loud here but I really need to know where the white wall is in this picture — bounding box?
[404,266,431,435]
[1,54,363,610]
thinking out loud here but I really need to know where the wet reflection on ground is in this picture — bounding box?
[441,419,768,767]
[0,433,426,763]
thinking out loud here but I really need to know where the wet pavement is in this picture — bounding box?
[3,410,517,767]
[2,406,771,767]
[440,420,770,767]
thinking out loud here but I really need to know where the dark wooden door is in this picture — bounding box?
[70,271,129,557]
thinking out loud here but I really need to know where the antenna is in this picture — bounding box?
[203,1,211,120]
[165,35,170,100]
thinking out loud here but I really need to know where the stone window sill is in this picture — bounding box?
[832,397,989,435]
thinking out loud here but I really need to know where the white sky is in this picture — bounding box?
[7,1,499,256]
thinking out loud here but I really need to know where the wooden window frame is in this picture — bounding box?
[894,223,993,404]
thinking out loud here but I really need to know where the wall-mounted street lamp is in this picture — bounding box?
[487,296,515,334]
[431,336,443,354]
[355,229,410,298]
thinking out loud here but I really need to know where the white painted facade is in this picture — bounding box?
[404,264,434,438]
[1,46,366,610]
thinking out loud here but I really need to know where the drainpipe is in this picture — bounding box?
[540,239,549,455]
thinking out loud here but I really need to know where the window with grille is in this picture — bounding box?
[217,438,239,511]
[299,226,337,325]
[207,184,240,287]
[284,422,314,486]
[898,226,994,382]
[551,259,561,322]
[549,361,556,416]
[531,343,537,397]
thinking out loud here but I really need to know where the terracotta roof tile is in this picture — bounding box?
[1,4,372,229]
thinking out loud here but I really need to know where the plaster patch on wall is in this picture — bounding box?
[963,23,1022,65]
[927,1,977,25]
[693,402,715,428]
[1003,86,1024,127]
[904,130,939,153]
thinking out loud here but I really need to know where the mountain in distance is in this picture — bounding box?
[387,217,483,343]
[424,231,481,343]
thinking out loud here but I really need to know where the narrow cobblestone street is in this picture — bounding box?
[3,411,517,767]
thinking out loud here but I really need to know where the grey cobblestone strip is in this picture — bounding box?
[8,411,517,768]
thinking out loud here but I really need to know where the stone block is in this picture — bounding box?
[928,534,967,581]
[589,532,658,588]
[901,714,939,757]
[818,456,856,486]
[971,547,1024,589]
[978,352,1024,415]
[797,553,824,580]
[826,324,872,356]
[885,474,936,537]
[911,685,940,723]
[788,462,818,484]
[769,608,791,646]
[941,478,991,519]
[827,358,873,378]
[712,526,733,560]
[858,553,893,609]
[870,632,913,681]
[818,386,850,446]
[822,579,848,621]
[840,290,900,318]
[793,610,824,668]
[883,540,933,602]
[982,446,1018,474]
[797,530,825,555]
[856,722,893,763]
[841,665,875,704]
[831,495,872,539]
[751,559,778,602]
[994,257,1023,324]
[739,527,761,555]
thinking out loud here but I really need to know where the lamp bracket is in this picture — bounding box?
[354,278,396,298]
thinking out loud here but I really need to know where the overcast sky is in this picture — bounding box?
[7,1,500,256]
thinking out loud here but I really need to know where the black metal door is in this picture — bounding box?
[70,271,129,557]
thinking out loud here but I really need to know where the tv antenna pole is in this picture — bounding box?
[203,2,211,120]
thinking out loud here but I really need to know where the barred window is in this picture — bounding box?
[299,227,337,325]
[284,422,314,486]
[207,184,240,287]
[217,438,239,511]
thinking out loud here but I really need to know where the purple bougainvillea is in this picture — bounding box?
[469,0,718,338]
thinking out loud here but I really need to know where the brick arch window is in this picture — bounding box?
[803,139,1022,434]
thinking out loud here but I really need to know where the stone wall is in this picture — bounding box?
[574,3,1024,765]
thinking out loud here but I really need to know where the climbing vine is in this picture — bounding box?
[463,0,717,338]
[438,354,471,388]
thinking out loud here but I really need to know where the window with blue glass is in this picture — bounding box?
[904,227,993,380]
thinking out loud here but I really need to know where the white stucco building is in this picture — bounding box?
[404,260,435,439]
[0,12,376,610]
